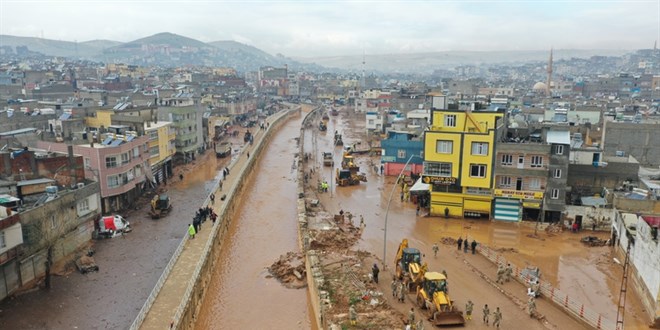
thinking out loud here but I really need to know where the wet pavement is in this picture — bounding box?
[0,128,244,329]
[193,111,310,329]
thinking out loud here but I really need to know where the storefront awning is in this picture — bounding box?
[410,178,430,194]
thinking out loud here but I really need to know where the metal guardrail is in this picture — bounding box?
[478,244,616,330]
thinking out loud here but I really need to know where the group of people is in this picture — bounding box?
[319,180,329,192]
[188,205,217,239]
[390,278,407,303]
[456,237,479,254]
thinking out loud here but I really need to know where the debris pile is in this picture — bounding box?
[545,222,563,235]
[440,236,457,245]
[268,252,307,289]
[580,236,608,247]
[495,247,519,253]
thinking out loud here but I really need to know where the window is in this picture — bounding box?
[105,156,117,168]
[424,162,452,177]
[471,142,488,156]
[84,157,91,169]
[78,199,90,213]
[436,140,453,154]
[107,175,120,188]
[499,176,512,187]
[120,153,130,165]
[469,164,487,178]
[529,178,541,189]
[551,189,560,199]
[555,145,564,155]
[368,119,374,125]
[444,114,456,127]
[0,231,5,248]
[149,130,159,141]
[397,149,406,159]
[133,147,140,158]
[530,156,543,168]
[150,146,160,157]
[501,154,513,165]
[553,169,562,178]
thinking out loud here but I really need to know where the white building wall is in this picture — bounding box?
[0,222,23,254]
[632,217,660,300]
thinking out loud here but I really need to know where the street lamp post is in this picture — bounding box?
[383,154,422,270]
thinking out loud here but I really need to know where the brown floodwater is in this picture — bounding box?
[308,107,648,329]
[194,113,310,329]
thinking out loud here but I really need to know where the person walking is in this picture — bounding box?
[463,239,468,253]
[457,237,463,250]
[247,151,250,159]
[408,307,415,327]
[442,269,448,279]
[372,264,380,284]
[397,280,406,303]
[432,243,439,258]
[496,264,505,284]
[416,205,420,216]
[471,240,477,254]
[210,193,215,203]
[482,304,490,325]
[465,300,474,320]
[527,296,537,317]
[504,263,513,283]
[349,305,357,326]
[188,223,196,239]
[493,307,502,328]
[391,278,398,297]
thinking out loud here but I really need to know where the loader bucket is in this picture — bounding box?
[432,311,466,326]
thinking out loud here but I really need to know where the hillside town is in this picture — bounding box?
[0,34,660,330]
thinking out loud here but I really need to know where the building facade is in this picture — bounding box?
[380,131,423,176]
[422,96,504,218]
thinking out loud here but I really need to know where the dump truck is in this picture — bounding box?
[416,272,466,326]
[323,152,334,166]
[149,193,173,219]
[215,142,232,158]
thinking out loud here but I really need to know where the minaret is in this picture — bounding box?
[546,48,553,96]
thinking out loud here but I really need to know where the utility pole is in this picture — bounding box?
[615,241,632,330]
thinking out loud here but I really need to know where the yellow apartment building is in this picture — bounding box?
[422,96,505,218]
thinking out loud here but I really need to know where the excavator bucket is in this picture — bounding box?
[431,310,466,326]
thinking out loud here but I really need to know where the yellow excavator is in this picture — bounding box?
[335,152,367,186]
[394,239,427,291]
[416,272,465,326]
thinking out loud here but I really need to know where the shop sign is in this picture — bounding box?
[494,189,543,200]
[422,175,456,185]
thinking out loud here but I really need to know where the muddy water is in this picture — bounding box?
[194,114,309,329]
[310,108,648,329]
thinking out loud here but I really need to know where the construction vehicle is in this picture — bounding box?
[323,152,334,166]
[149,193,173,219]
[416,272,466,326]
[335,152,367,186]
[319,121,327,131]
[394,239,423,284]
[330,108,339,116]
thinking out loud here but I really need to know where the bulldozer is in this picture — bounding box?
[416,272,466,326]
[335,168,366,186]
[149,193,173,219]
[394,239,426,291]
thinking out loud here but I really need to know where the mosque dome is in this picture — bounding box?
[532,82,547,90]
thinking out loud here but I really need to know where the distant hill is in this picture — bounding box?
[107,32,210,51]
[295,49,632,73]
[0,33,634,74]
[0,35,118,58]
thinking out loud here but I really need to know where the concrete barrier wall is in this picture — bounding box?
[163,107,300,330]
[296,106,326,330]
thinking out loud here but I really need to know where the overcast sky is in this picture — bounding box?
[1,0,658,57]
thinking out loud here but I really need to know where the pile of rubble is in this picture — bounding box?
[440,236,457,245]
[267,252,307,289]
[545,222,564,235]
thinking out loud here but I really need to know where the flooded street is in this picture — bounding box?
[194,113,309,329]
[306,108,647,329]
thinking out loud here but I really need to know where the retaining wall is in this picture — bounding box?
[297,106,327,330]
